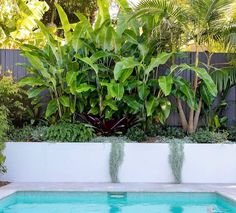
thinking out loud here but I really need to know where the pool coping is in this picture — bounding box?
[0,183,236,203]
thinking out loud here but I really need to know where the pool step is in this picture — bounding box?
[108,192,127,199]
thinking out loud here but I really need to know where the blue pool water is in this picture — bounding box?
[0,192,235,213]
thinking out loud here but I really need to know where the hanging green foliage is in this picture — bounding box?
[169,139,184,184]
[109,141,124,183]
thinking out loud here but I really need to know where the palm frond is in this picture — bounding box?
[210,67,236,92]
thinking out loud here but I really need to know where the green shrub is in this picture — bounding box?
[9,125,34,142]
[227,127,236,141]
[191,129,229,143]
[0,107,8,173]
[146,124,165,137]
[0,76,31,126]
[146,125,185,138]
[126,126,146,142]
[31,126,48,142]
[165,127,186,139]
[45,123,95,142]
[213,131,229,143]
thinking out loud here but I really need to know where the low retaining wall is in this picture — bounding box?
[2,142,236,183]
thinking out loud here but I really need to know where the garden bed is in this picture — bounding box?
[2,142,236,184]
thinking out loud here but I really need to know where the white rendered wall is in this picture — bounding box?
[2,142,236,183]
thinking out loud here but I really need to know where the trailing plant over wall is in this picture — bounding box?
[169,139,184,184]
[109,141,124,183]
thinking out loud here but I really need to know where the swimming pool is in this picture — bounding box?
[0,192,235,213]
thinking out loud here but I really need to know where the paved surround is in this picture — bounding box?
[0,183,236,203]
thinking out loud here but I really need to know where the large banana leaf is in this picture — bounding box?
[145,52,172,76]
[55,4,72,43]
[114,57,139,82]
[171,64,217,97]
[174,77,197,110]
[94,0,110,30]
[158,76,173,96]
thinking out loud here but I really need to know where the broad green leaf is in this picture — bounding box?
[145,52,172,76]
[103,100,118,111]
[138,84,150,100]
[59,96,70,107]
[23,52,51,79]
[123,96,141,112]
[55,4,72,42]
[115,0,130,10]
[214,115,221,129]
[158,76,173,96]
[74,13,94,40]
[45,99,58,118]
[76,56,99,75]
[66,71,78,86]
[76,84,96,93]
[35,20,57,46]
[174,78,196,110]
[146,97,159,117]
[123,29,138,44]
[28,87,45,98]
[108,83,124,100]
[200,84,213,106]
[105,108,115,119]
[138,43,149,58]
[94,0,110,30]
[157,99,171,124]
[19,77,45,86]
[160,99,171,119]
[88,107,99,115]
[173,64,217,97]
[114,57,138,82]
[91,51,118,62]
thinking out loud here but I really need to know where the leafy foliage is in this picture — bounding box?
[191,129,229,143]
[227,127,236,142]
[109,141,124,183]
[169,139,184,183]
[9,125,34,142]
[43,0,97,25]
[165,127,186,139]
[0,0,49,48]
[44,123,95,142]
[146,123,165,137]
[0,75,31,127]
[126,126,146,142]
[0,107,8,173]
[147,124,186,138]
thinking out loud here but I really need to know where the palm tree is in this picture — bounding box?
[132,0,186,52]
[181,0,234,133]
[132,0,234,133]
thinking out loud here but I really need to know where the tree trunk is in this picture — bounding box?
[177,97,188,131]
[187,44,200,133]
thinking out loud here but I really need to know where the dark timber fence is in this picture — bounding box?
[0,49,235,126]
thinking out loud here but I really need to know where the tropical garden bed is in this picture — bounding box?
[0,0,236,184]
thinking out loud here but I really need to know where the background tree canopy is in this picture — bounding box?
[43,0,97,25]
